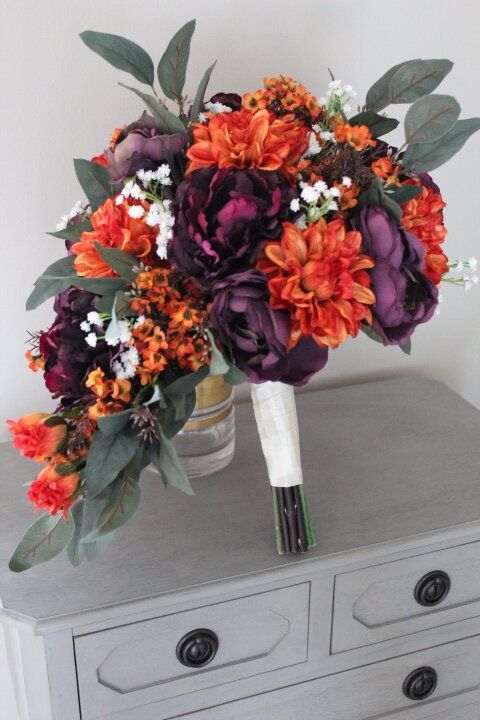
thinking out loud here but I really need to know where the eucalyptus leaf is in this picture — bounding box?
[389,59,453,105]
[80,30,154,86]
[164,390,196,438]
[365,59,419,112]
[84,430,139,497]
[359,179,403,222]
[94,244,138,281]
[98,408,133,436]
[349,111,399,138]
[404,94,460,145]
[82,473,140,542]
[67,501,89,566]
[118,83,187,134]
[74,159,116,211]
[207,330,229,375]
[151,431,194,495]
[384,184,423,205]
[402,117,480,172]
[157,19,195,102]
[9,514,74,572]
[224,361,248,386]
[72,276,126,296]
[190,61,217,122]
[47,220,92,242]
[144,384,167,408]
[400,338,412,355]
[26,255,75,310]
[165,365,209,398]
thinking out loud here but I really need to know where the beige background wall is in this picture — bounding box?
[1,0,479,438]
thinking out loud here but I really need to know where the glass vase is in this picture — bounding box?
[172,375,235,478]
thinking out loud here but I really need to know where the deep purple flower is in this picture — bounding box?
[351,207,438,345]
[169,167,294,289]
[208,92,242,111]
[40,288,112,402]
[210,270,328,385]
[105,112,188,183]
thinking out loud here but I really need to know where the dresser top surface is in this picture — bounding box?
[1,376,480,622]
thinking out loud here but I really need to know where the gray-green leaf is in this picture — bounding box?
[94,244,138,281]
[402,117,480,172]
[400,338,412,355]
[365,59,419,112]
[389,59,453,105]
[83,473,140,541]
[362,324,384,345]
[151,432,194,495]
[84,430,139,497]
[10,514,74,572]
[80,30,154,86]
[118,83,187,134]
[26,255,76,311]
[404,94,460,145]
[348,111,399,138]
[98,408,133,436]
[207,330,229,375]
[384,184,422,205]
[47,220,92,242]
[157,19,195,102]
[74,159,116,211]
[190,61,217,122]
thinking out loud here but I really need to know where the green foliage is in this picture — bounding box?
[348,111,399,138]
[400,338,412,355]
[74,159,117,211]
[362,324,384,345]
[47,220,92,242]
[163,390,196,438]
[94,244,139,281]
[118,83,186,134]
[365,59,419,112]
[157,19,195,102]
[149,431,194,495]
[359,178,403,222]
[165,365,209,398]
[26,256,76,310]
[84,429,139,497]
[389,59,453,104]
[402,117,480,172]
[82,472,141,542]
[206,330,229,375]
[9,514,75,572]
[224,361,248,386]
[67,494,114,566]
[404,94,460,145]
[98,408,133,436]
[190,61,217,122]
[383,184,422,205]
[80,30,154,86]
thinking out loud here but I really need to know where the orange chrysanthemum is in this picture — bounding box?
[71,198,158,278]
[7,413,67,463]
[258,219,375,349]
[401,180,448,284]
[334,123,376,151]
[27,464,79,517]
[186,108,309,176]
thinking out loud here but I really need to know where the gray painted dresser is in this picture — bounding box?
[2,376,480,720]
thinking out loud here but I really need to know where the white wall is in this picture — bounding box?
[1,0,479,438]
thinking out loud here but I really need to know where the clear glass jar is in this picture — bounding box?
[172,375,235,478]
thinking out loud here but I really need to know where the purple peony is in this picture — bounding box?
[351,207,438,345]
[169,167,294,289]
[210,270,328,385]
[40,288,112,402]
[106,112,188,183]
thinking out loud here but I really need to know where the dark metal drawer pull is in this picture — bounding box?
[414,570,451,606]
[403,666,437,700]
[176,629,219,668]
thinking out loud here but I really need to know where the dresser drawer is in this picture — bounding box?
[75,583,309,720]
[182,635,480,720]
[332,541,480,653]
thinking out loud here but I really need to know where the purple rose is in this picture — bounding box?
[40,288,113,403]
[169,168,294,289]
[208,92,242,111]
[106,112,188,183]
[352,207,438,345]
[210,270,328,385]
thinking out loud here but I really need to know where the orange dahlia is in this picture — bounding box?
[71,197,158,277]
[401,180,448,284]
[7,413,67,463]
[186,108,309,176]
[258,219,375,349]
[27,464,79,517]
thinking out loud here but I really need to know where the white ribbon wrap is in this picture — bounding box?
[250,381,303,488]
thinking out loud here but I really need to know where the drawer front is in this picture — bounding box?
[75,583,309,719]
[332,541,480,653]
[182,635,480,720]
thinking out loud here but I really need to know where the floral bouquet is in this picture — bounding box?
[7,20,479,571]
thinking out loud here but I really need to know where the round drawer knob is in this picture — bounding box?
[414,570,451,607]
[403,666,438,700]
[176,629,219,668]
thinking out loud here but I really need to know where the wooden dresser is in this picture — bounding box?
[2,377,480,720]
